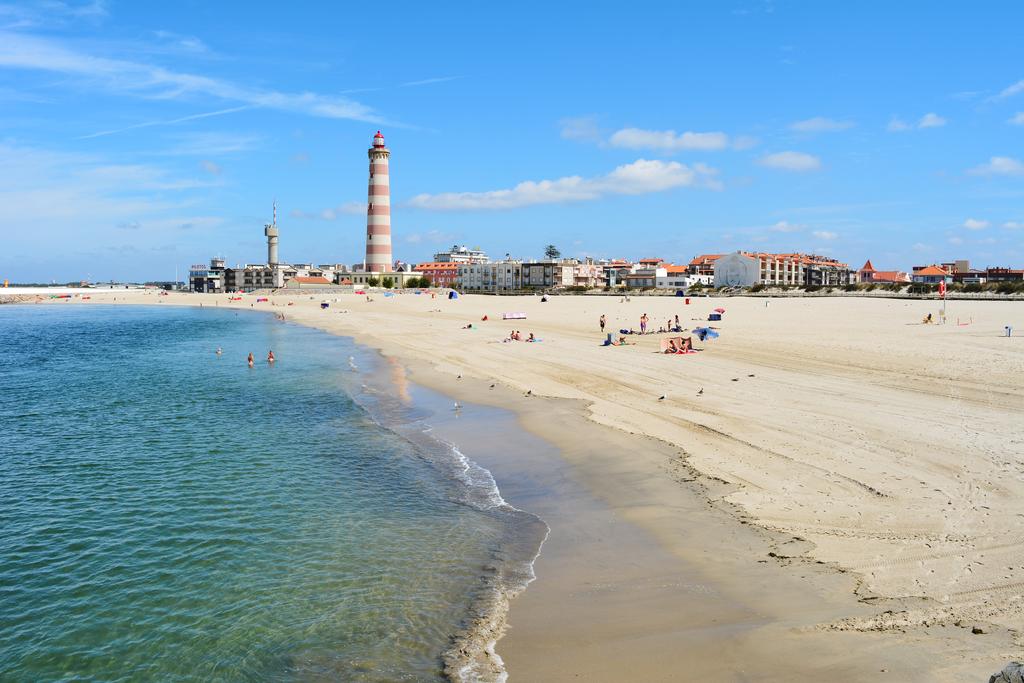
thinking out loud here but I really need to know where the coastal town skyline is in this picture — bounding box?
[3,2,1024,282]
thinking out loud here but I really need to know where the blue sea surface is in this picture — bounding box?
[0,305,542,682]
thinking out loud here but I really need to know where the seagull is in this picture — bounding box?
[658,395,666,401]
[348,356,358,371]
[457,374,462,379]
[489,383,496,389]
[453,402,462,411]
[731,378,739,382]
[525,389,533,396]
[697,387,704,395]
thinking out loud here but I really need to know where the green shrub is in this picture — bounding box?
[750,283,765,293]
[367,276,380,287]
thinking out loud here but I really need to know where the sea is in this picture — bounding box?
[0,304,548,682]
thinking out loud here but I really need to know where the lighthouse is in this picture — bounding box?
[364,131,392,273]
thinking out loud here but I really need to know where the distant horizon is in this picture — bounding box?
[3,1,1023,281]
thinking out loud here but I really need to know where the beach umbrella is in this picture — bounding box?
[713,307,726,313]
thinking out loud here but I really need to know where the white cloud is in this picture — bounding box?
[559,116,600,141]
[770,220,803,232]
[756,151,821,172]
[732,135,759,150]
[962,218,989,230]
[887,117,911,132]
[996,79,1024,100]
[1003,221,1023,229]
[968,156,1024,176]
[291,201,365,220]
[812,230,838,240]
[403,229,456,244]
[199,160,221,175]
[1010,112,1024,126]
[948,236,963,245]
[789,117,854,133]
[0,30,380,122]
[918,112,947,128]
[608,127,729,152]
[164,132,261,156]
[407,158,720,211]
[912,242,931,253]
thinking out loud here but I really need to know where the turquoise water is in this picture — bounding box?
[0,305,544,682]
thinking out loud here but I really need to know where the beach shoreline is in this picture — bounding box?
[15,290,1024,680]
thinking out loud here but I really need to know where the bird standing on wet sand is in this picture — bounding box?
[453,402,462,411]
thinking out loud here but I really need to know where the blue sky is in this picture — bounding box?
[2,0,1023,282]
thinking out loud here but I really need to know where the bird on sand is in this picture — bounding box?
[489,384,496,389]
[658,395,666,401]
[697,387,704,395]
[525,389,532,396]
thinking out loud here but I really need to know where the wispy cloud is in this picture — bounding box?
[962,218,989,230]
[887,113,946,132]
[918,112,946,128]
[399,76,461,87]
[0,1,107,29]
[163,132,261,156]
[560,115,601,142]
[199,160,221,175]
[770,220,803,233]
[995,78,1024,100]
[0,30,382,122]
[1004,221,1023,230]
[407,159,721,211]
[756,151,821,172]
[967,156,1024,176]
[789,117,854,133]
[77,105,250,139]
[291,201,365,220]
[404,229,456,244]
[1009,112,1024,126]
[812,230,838,240]
[608,127,729,152]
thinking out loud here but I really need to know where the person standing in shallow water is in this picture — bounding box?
[599,314,606,332]
[247,352,254,368]
[267,350,275,363]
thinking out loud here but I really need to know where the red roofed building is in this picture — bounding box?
[911,264,950,284]
[858,259,910,284]
[414,262,459,287]
[688,254,721,276]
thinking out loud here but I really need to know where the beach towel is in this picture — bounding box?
[693,327,719,341]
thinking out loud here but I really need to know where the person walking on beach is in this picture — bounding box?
[640,313,649,334]
[599,314,606,332]
[247,352,255,368]
[674,314,680,331]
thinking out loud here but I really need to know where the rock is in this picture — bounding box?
[988,661,1024,683]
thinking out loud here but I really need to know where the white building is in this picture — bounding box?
[457,261,523,292]
[434,244,489,264]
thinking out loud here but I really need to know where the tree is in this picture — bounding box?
[367,276,380,287]
[381,276,395,289]
[544,244,561,260]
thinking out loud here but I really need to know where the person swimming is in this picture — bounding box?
[247,352,254,368]
[216,347,223,355]
[267,350,275,363]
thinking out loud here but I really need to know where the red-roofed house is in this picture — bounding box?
[858,259,910,284]
[688,254,721,276]
[911,264,950,284]
[414,262,459,287]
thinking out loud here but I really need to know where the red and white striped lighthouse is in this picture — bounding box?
[364,130,392,273]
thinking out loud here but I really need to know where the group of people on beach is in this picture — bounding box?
[504,330,536,342]
[600,313,686,336]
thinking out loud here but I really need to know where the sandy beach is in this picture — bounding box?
[18,289,1024,679]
